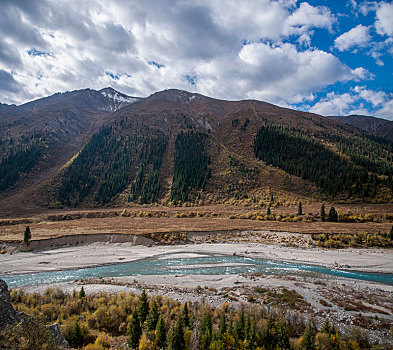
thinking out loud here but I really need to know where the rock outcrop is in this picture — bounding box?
[0,278,69,348]
[0,278,22,331]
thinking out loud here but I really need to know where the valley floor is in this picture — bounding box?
[1,238,392,345]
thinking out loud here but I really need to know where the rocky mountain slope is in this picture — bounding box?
[328,114,393,141]
[0,88,140,214]
[0,88,392,215]
[0,103,16,112]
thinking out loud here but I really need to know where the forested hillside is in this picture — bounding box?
[170,131,209,203]
[0,133,47,192]
[1,88,393,212]
[254,126,393,200]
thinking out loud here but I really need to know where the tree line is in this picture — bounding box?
[57,123,168,206]
[170,131,209,203]
[254,125,392,199]
[0,134,44,193]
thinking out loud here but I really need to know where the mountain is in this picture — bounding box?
[0,103,16,112]
[328,114,393,141]
[0,87,140,214]
[0,88,392,215]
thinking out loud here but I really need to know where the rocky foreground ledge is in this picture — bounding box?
[0,278,69,349]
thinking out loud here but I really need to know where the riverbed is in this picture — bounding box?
[3,250,393,288]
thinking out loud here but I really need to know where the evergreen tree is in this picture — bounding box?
[320,203,325,222]
[328,206,338,222]
[180,302,191,329]
[389,225,393,241]
[235,309,246,343]
[127,312,142,349]
[218,313,227,339]
[70,319,84,348]
[200,310,212,350]
[146,300,159,331]
[276,321,290,350]
[0,138,43,193]
[246,319,257,350]
[267,204,271,216]
[260,315,276,350]
[137,290,149,324]
[155,314,166,349]
[168,317,185,350]
[301,320,316,350]
[167,325,175,350]
[321,319,332,334]
[170,131,208,202]
[321,319,341,350]
[23,226,31,245]
[253,125,390,198]
[298,201,303,215]
[78,286,85,299]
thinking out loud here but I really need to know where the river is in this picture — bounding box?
[2,252,393,288]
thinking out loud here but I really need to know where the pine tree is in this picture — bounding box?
[328,206,338,222]
[276,321,290,350]
[218,313,227,339]
[146,300,159,331]
[127,312,142,349]
[246,319,256,350]
[155,315,166,349]
[298,201,303,215]
[168,317,185,350]
[235,309,246,343]
[321,319,332,334]
[180,302,191,329]
[137,290,149,324]
[320,203,325,222]
[301,320,316,350]
[200,310,212,350]
[23,226,31,245]
[78,286,85,299]
[260,315,276,350]
[70,319,84,348]
[267,204,271,216]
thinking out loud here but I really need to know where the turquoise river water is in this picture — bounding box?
[2,253,393,288]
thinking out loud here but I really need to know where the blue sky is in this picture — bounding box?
[0,0,392,120]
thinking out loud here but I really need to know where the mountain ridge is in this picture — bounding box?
[0,87,392,215]
[327,114,393,141]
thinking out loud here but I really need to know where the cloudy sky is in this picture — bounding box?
[1,0,392,120]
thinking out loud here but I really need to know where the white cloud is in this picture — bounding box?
[375,2,393,36]
[334,25,371,51]
[353,86,387,107]
[307,87,393,119]
[375,99,393,120]
[283,2,335,36]
[196,42,365,104]
[351,67,373,80]
[309,92,355,116]
[0,0,374,110]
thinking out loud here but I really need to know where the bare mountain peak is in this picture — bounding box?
[99,87,140,111]
[0,102,16,111]
[148,89,201,105]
